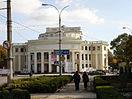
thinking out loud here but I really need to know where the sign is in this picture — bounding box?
[51,54,57,64]
[54,50,69,55]
[3,40,11,50]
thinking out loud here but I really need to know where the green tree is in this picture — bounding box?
[108,49,114,66]
[0,45,7,68]
[126,35,132,62]
[110,33,130,63]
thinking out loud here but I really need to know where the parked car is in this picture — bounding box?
[88,70,106,75]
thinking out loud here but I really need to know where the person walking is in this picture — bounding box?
[82,71,89,90]
[73,71,80,90]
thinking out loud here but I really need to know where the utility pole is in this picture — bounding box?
[7,0,13,86]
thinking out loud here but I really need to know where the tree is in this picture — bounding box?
[126,35,132,62]
[0,45,7,68]
[110,33,130,63]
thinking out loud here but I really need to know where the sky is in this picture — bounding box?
[0,0,132,48]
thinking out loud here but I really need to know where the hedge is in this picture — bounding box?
[96,86,127,99]
[94,76,110,88]
[0,88,30,99]
[0,75,72,93]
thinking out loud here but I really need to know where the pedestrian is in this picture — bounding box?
[72,71,80,90]
[82,71,89,90]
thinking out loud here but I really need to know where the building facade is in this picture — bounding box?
[12,27,108,73]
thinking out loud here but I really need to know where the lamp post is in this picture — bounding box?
[42,4,69,76]
[123,27,132,34]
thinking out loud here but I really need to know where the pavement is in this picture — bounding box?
[31,80,96,99]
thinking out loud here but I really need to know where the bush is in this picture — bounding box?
[0,88,30,99]
[12,88,30,99]
[96,86,127,99]
[0,75,72,93]
[94,76,110,87]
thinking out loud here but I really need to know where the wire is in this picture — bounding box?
[0,13,42,34]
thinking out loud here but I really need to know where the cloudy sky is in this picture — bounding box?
[0,0,132,46]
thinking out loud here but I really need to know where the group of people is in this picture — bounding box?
[73,71,89,90]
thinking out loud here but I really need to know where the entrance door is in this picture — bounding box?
[52,65,57,73]
[44,64,49,73]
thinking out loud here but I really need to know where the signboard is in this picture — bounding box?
[0,69,10,76]
[51,54,57,64]
[54,50,69,55]
[3,40,11,50]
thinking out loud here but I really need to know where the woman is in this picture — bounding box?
[82,71,89,90]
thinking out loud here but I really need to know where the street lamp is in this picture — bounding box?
[42,4,69,76]
[123,27,132,34]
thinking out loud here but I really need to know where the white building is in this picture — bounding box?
[12,27,108,73]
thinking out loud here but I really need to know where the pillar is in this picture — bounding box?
[18,55,21,71]
[96,53,98,70]
[28,52,31,72]
[72,51,75,72]
[79,52,82,72]
[34,52,37,73]
[64,55,68,72]
[49,52,52,72]
[41,52,44,73]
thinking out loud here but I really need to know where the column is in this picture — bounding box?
[96,53,98,70]
[26,55,28,71]
[88,54,89,68]
[72,51,75,72]
[28,52,31,72]
[79,52,82,72]
[84,53,86,71]
[102,46,104,69]
[57,55,59,72]
[41,52,44,73]
[64,55,68,72]
[49,52,52,72]
[34,52,37,73]
[18,55,21,71]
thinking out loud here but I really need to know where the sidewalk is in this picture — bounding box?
[31,81,96,99]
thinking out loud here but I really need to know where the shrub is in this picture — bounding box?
[0,75,72,93]
[0,88,30,99]
[96,86,127,99]
[94,76,110,87]
[12,88,30,99]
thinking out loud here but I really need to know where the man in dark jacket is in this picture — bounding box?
[73,71,80,90]
[82,71,89,90]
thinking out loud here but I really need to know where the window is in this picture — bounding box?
[85,54,87,60]
[89,47,91,51]
[31,53,34,60]
[85,46,87,50]
[104,46,106,50]
[21,48,24,52]
[82,64,84,69]
[93,46,95,50]
[104,58,106,66]
[77,54,79,59]
[89,64,91,67]
[15,48,18,52]
[86,64,88,68]
[89,54,91,60]
[97,46,100,50]
[82,54,84,60]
